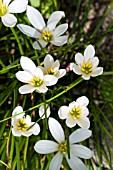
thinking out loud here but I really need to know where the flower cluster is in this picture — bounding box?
[2,2,104,170]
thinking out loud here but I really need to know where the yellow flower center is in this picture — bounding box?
[41,29,53,42]
[59,142,67,153]
[16,118,29,131]
[70,106,81,119]
[30,76,43,87]
[45,68,56,75]
[81,60,92,74]
[0,0,7,17]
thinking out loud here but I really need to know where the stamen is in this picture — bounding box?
[41,30,53,42]
[70,107,81,119]
[59,142,67,153]
[81,60,92,74]
[30,76,43,87]
[0,1,7,17]
[45,68,56,75]
[16,118,29,131]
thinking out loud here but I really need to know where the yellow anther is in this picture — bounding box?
[81,60,92,74]
[30,76,43,87]
[0,1,7,17]
[45,68,56,75]
[41,29,53,42]
[16,118,29,131]
[70,106,81,119]
[59,142,67,153]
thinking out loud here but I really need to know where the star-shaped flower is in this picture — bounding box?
[17,5,68,50]
[0,0,28,27]
[34,117,92,170]
[39,54,66,81]
[72,44,103,80]
[16,56,58,94]
[58,96,90,129]
[12,106,40,137]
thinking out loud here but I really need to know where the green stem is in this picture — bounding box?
[15,139,20,170]
[43,94,48,139]
[102,71,113,76]
[35,50,40,65]
[10,135,15,166]
[23,137,29,169]
[0,77,83,123]
[10,28,24,55]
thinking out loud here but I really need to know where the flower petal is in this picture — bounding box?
[49,152,63,170]
[12,128,22,136]
[47,11,65,30]
[56,69,66,79]
[25,115,31,125]
[84,44,95,62]
[72,64,82,75]
[20,56,36,74]
[69,128,92,144]
[91,57,99,69]
[3,0,11,6]
[52,60,60,70]
[49,117,65,143]
[16,71,33,83]
[75,53,84,65]
[71,144,93,159]
[8,0,28,13]
[30,123,40,135]
[82,74,90,80]
[34,140,58,154]
[81,107,89,116]
[19,84,36,94]
[66,154,87,170]
[58,106,69,119]
[44,54,54,69]
[17,24,41,38]
[22,130,32,137]
[76,96,89,107]
[52,35,67,46]
[76,117,90,129]
[33,40,47,50]
[39,104,51,119]
[2,14,17,27]
[91,67,103,77]
[44,75,58,86]
[27,5,45,30]
[53,24,68,36]
[12,106,24,125]
[66,116,76,128]
[34,67,44,79]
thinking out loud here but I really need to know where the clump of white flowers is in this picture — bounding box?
[58,96,90,129]
[17,5,68,50]
[34,118,93,170]
[39,54,66,81]
[0,0,28,27]
[72,44,103,80]
[12,106,40,137]
[16,56,58,94]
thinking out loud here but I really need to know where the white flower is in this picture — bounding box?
[12,106,40,137]
[72,44,103,80]
[34,117,92,170]
[39,104,50,119]
[16,56,58,94]
[58,96,90,129]
[39,54,66,81]
[17,5,68,50]
[0,0,28,27]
